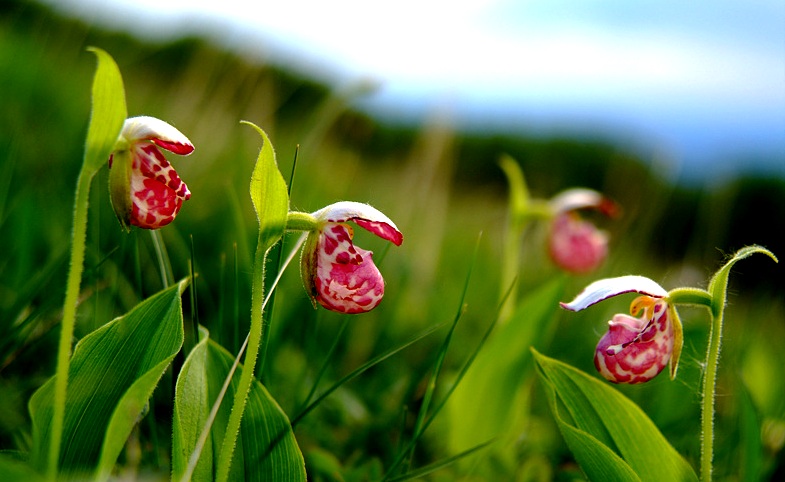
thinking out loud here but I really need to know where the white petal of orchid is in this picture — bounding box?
[549,188,618,217]
[312,201,403,246]
[560,275,668,312]
[121,116,194,155]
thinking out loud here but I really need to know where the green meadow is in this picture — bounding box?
[1,1,783,480]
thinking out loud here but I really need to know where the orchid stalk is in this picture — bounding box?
[47,48,126,481]
[213,124,402,480]
[560,245,777,481]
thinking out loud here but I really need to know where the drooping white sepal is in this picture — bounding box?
[560,275,668,312]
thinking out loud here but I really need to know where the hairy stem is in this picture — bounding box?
[215,240,266,482]
[49,169,94,479]
[701,301,724,482]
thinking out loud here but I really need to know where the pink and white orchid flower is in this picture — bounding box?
[109,116,194,230]
[547,188,618,274]
[561,275,683,384]
[300,201,403,314]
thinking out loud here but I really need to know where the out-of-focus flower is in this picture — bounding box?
[300,201,403,314]
[547,188,618,274]
[561,275,683,384]
[109,116,194,230]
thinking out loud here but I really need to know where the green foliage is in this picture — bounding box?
[28,279,187,479]
[532,350,699,482]
[1,2,783,480]
[445,278,564,464]
[246,121,290,253]
[173,327,306,482]
[82,47,126,175]
[214,122,290,482]
[707,246,777,319]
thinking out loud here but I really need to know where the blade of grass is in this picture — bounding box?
[150,230,173,289]
[385,439,496,482]
[382,243,509,481]
[233,243,240,354]
[185,236,199,354]
[218,252,226,346]
[290,321,446,428]
[401,234,481,473]
[296,317,350,413]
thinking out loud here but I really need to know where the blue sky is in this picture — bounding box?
[44,0,785,182]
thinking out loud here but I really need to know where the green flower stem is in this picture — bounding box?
[215,240,267,482]
[701,297,728,482]
[667,287,712,307]
[49,168,94,480]
[286,211,318,231]
[696,246,777,482]
[498,155,529,322]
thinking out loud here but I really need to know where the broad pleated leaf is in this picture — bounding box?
[532,350,698,482]
[445,278,564,460]
[29,279,187,479]
[172,327,306,481]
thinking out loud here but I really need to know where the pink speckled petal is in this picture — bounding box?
[128,143,190,229]
[594,298,673,384]
[560,275,667,312]
[314,223,385,313]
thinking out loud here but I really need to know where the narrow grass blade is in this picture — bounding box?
[385,439,496,482]
[291,322,445,428]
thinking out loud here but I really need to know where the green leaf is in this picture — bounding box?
[244,121,289,253]
[0,454,46,482]
[707,245,777,317]
[83,47,127,175]
[172,327,306,482]
[445,278,564,459]
[532,349,698,482]
[29,279,187,479]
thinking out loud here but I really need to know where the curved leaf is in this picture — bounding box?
[707,245,777,317]
[83,47,127,174]
[532,349,698,482]
[29,279,187,478]
[244,121,289,253]
[172,327,306,482]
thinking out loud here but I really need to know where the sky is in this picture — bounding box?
[43,0,785,182]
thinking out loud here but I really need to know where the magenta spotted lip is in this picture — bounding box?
[301,201,403,314]
[109,116,194,230]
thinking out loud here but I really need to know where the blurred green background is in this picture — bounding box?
[1,0,783,479]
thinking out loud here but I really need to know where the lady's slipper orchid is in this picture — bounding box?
[547,188,618,274]
[108,116,194,230]
[300,201,403,314]
[561,275,683,384]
